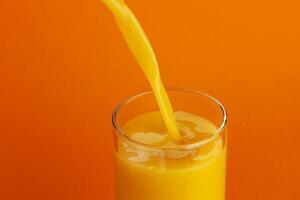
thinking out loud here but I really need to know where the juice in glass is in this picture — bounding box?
[113,89,227,200]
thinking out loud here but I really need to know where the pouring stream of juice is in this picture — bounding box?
[102,0,181,141]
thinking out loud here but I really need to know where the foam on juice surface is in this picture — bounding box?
[120,111,223,166]
[123,111,217,146]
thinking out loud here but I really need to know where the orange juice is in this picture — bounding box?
[101,0,180,141]
[115,110,226,200]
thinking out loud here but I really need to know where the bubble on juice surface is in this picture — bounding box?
[192,138,223,161]
[131,132,168,145]
[177,122,196,140]
[122,142,150,162]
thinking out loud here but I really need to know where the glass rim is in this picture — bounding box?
[112,88,227,150]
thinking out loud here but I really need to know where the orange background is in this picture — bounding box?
[1,0,300,199]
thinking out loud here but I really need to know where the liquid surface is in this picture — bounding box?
[123,111,217,147]
[102,0,180,141]
[116,111,226,200]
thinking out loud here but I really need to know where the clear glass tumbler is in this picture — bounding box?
[112,88,227,200]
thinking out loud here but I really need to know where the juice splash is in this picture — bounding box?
[102,0,181,141]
